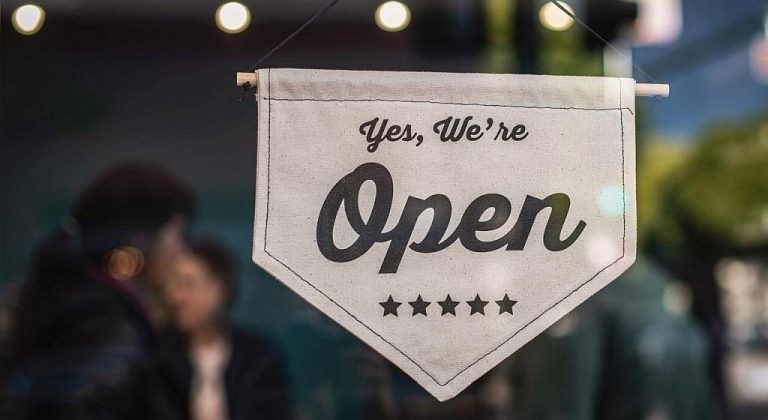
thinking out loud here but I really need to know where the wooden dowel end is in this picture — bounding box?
[237,72,258,88]
[636,83,669,97]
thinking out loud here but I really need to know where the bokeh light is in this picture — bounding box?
[216,2,251,34]
[375,1,411,32]
[106,246,145,281]
[539,2,574,32]
[586,234,621,268]
[12,4,45,35]
[598,185,626,216]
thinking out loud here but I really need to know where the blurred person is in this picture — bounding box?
[8,163,194,419]
[156,238,292,420]
[508,256,716,420]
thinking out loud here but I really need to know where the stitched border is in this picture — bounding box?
[261,83,629,387]
[267,96,634,114]
[264,69,271,253]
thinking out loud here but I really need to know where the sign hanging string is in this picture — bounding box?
[239,0,663,101]
[239,0,341,100]
[549,1,659,84]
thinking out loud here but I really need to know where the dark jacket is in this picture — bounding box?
[9,250,172,419]
[155,326,292,420]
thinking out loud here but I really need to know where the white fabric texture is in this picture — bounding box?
[252,68,637,401]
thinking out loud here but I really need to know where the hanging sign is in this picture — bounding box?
[251,68,637,401]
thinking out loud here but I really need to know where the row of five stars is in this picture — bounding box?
[379,294,517,317]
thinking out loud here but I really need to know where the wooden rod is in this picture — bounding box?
[236,72,669,97]
[237,72,258,88]
[635,83,670,97]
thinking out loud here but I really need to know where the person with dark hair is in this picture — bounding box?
[156,238,292,420]
[9,163,194,419]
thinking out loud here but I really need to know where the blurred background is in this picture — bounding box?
[1,0,767,419]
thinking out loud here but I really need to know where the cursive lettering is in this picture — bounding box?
[317,163,586,273]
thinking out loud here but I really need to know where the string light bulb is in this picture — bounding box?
[216,2,251,34]
[12,4,45,35]
[539,2,574,32]
[375,1,411,32]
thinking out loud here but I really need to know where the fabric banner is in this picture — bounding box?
[252,68,637,401]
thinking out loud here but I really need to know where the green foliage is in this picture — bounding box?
[540,27,602,76]
[636,139,688,249]
[674,114,768,250]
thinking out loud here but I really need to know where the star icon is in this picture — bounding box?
[437,294,460,316]
[466,294,489,315]
[379,295,401,317]
[496,293,517,315]
[408,295,431,316]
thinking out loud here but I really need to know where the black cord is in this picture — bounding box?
[249,0,341,71]
[239,0,340,101]
[240,0,340,96]
[237,0,658,102]
[549,0,658,83]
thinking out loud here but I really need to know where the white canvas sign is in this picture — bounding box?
[252,68,636,401]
